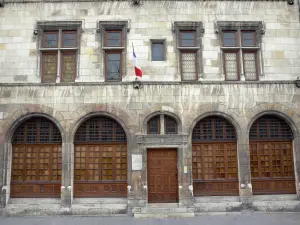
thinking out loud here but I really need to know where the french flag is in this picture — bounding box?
[132,44,143,79]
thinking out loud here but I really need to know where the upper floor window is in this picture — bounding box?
[147,115,178,135]
[98,21,129,82]
[217,21,263,81]
[37,21,82,83]
[173,22,203,81]
[151,39,165,61]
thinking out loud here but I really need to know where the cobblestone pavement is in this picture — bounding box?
[0,213,300,225]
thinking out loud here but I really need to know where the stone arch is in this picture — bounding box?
[188,111,242,140]
[70,111,130,144]
[141,110,182,134]
[247,110,299,139]
[3,112,65,203]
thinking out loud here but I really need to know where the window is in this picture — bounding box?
[147,114,178,134]
[217,21,263,81]
[173,22,203,81]
[37,21,82,83]
[151,40,165,61]
[98,21,129,82]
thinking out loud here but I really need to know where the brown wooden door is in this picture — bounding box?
[192,143,239,196]
[250,141,296,194]
[147,148,178,203]
[249,115,296,195]
[11,144,62,198]
[74,144,127,197]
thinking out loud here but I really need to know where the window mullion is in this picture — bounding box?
[238,29,244,80]
[57,29,62,82]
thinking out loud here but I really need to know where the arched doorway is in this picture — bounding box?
[192,116,239,196]
[11,117,62,197]
[249,115,296,194]
[74,116,127,197]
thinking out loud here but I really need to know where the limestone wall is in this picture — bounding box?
[0,0,299,82]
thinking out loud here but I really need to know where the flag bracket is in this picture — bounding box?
[133,80,143,89]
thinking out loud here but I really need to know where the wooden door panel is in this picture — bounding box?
[192,142,239,196]
[11,144,62,198]
[250,141,296,194]
[74,144,127,197]
[147,148,178,203]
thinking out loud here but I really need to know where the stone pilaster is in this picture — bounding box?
[237,133,253,203]
[61,136,73,209]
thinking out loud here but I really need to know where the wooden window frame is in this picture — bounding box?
[43,31,59,48]
[179,30,197,47]
[62,30,78,48]
[220,27,261,81]
[105,51,123,82]
[40,29,79,83]
[105,30,122,47]
[180,50,198,81]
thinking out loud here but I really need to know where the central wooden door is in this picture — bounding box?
[147,148,178,203]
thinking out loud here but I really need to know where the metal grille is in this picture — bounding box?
[165,116,177,134]
[43,54,57,83]
[181,52,196,80]
[224,52,238,81]
[75,116,126,143]
[192,116,236,142]
[249,116,293,140]
[243,52,257,81]
[61,53,76,82]
[75,144,127,181]
[12,117,62,144]
[147,115,160,134]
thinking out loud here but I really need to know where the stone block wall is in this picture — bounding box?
[0,0,299,82]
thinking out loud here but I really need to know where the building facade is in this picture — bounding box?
[0,0,300,216]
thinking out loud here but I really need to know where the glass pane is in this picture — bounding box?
[107,53,121,81]
[44,33,58,48]
[244,53,257,81]
[223,32,236,47]
[180,32,196,47]
[63,32,76,47]
[152,43,164,61]
[106,32,121,47]
[242,32,255,46]
[61,53,76,82]
[181,52,196,80]
[43,54,57,82]
[224,53,238,80]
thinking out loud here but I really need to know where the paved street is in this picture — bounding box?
[0,213,300,225]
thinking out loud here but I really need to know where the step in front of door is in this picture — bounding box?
[133,206,194,218]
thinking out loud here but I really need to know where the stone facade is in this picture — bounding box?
[0,0,300,216]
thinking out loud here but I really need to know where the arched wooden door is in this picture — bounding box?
[192,116,239,196]
[249,116,296,194]
[74,116,127,197]
[11,117,62,198]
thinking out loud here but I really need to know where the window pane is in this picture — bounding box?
[107,53,121,81]
[181,52,197,80]
[224,52,238,80]
[61,53,76,82]
[106,31,121,47]
[223,32,236,47]
[152,43,164,61]
[242,32,256,47]
[180,31,196,47]
[44,33,58,48]
[147,116,160,134]
[63,32,77,47]
[42,53,57,83]
[244,52,257,81]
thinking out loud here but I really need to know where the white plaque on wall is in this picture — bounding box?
[132,154,142,171]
